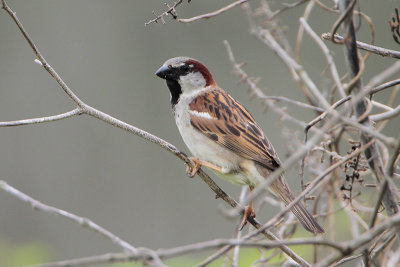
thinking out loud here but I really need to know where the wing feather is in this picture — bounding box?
[189,88,281,170]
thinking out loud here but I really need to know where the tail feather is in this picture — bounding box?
[288,198,325,234]
[270,177,324,234]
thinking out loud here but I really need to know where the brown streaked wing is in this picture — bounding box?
[189,88,281,170]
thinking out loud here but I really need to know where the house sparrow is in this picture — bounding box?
[155,57,324,234]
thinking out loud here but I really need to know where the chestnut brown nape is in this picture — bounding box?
[185,59,215,87]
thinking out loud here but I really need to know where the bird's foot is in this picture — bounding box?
[186,157,202,178]
[186,157,224,178]
[239,203,256,230]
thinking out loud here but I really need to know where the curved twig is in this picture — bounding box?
[1,1,310,266]
[178,0,248,23]
[0,181,139,254]
[322,33,400,59]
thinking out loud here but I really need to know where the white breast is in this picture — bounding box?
[173,89,252,185]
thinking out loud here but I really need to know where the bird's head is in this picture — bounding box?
[155,57,215,106]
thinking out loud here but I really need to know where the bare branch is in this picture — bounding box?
[389,8,400,45]
[370,103,400,122]
[250,140,374,237]
[304,96,352,141]
[0,108,82,127]
[258,95,324,112]
[367,61,400,88]
[232,187,247,267]
[315,211,400,267]
[0,181,138,254]
[251,25,331,108]
[145,0,184,26]
[178,0,248,23]
[300,18,346,98]
[2,1,84,107]
[224,40,329,138]
[33,237,344,267]
[322,33,400,59]
[338,0,398,219]
[3,0,400,266]
[1,1,310,266]
[330,254,363,267]
[268,0,308,20]
[369,78,400,95]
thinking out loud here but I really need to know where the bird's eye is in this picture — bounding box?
[168,64,172,69]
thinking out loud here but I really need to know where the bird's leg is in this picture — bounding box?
[239,186,256,230]
[186,157,225,178]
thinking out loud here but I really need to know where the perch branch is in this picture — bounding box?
[1,1,309,266]
[0,181,138,254]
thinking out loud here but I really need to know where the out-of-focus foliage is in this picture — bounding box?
[0,239,51,267]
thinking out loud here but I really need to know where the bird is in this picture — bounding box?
[155,56,324,234]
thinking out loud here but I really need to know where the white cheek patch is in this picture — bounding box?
[189,110,215,120]
[179,72,206,92]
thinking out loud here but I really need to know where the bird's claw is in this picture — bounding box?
[186,157,201,178]
[239,204,256,230]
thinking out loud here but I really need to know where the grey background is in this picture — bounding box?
[0,0,399,265]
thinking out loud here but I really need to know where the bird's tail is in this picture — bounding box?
[270,177,324,234]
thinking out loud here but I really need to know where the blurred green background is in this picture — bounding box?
[0,0,399,266]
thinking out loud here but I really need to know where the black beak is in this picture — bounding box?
[155,65,170,80]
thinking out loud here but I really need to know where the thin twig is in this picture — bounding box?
[224,40,329,138]
[367,61,400,88]
[232,187,247,267]
[304,96,352,142]
[329,0,357,44]
[178,0,248,23]
[369,79,400,96]
[322,33,400,59]
[330,254,363,267]
[259,95,324,112]
[300,17,346,98]
[34,238,344,267]
[339,0,399,218]
[145,0,184,26]
[1,1,310,266]
[0,108,82,127]
[268,0,308,20]
[0,181,138,254]
[370,104,400,122]
[314,211,400,267]
[250,140,374,238]
[37,193,400,267]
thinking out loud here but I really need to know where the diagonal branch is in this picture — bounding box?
[37,200,400,267]
[1,1,310,266]
[336,0,398,217]
[321,33,400,59]
[0,181,138,254]
[315,211,400,267]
